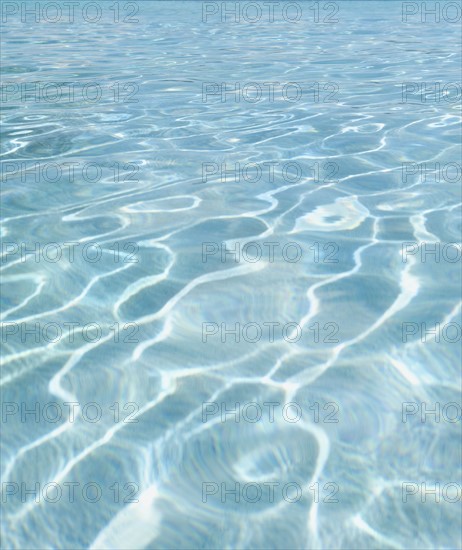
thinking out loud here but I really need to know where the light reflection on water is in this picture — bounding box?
[1,1,461,549]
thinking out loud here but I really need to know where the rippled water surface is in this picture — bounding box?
[1,1,461,549]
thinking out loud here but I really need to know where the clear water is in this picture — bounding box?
[1,1,461,549]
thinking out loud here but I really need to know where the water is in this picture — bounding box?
[1,1,461,548]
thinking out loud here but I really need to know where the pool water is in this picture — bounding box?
[1,1,461,549]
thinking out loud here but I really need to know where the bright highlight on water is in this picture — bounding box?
[1,1,461,549]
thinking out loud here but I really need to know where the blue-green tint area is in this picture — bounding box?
[1,1,461,549]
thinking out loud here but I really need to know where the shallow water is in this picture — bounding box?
[1,1,461,549]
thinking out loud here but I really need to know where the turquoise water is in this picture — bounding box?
[1,1,461,549]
